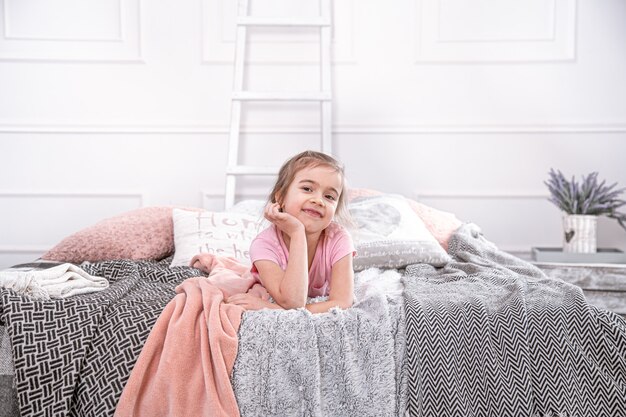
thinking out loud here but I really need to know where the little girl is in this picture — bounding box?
[226,150,355,313]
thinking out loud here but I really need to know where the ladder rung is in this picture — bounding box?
[237,17,331,27]
[232,91,331,101]
[226,166,279,175]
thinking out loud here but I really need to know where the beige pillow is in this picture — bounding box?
[170,209,263,267]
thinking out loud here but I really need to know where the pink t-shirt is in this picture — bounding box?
[249,222,356,297]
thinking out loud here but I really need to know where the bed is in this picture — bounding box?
[0,192,624,417]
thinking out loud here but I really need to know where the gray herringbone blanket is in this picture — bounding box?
[404,223,626,417]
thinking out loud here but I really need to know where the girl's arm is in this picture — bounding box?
[254,202,310,309]
[250,254,354,313]
[254,246,307,309]
[305,254,354,314]
[225,292,284,310]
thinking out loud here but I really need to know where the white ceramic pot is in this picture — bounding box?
[562,214,597,253]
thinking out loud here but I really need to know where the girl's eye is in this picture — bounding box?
[325,194,336,201]
[302,186,312,192]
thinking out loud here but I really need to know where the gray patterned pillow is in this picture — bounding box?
[349,195,451,271]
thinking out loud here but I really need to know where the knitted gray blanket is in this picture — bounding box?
[232,268,406,417]
[404,223,626,417]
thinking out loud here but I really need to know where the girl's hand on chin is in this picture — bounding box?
[264,202,304,236]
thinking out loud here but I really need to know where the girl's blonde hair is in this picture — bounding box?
[269,150,351,225]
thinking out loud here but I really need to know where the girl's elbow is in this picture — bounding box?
[278,295,306,310]
[282,301,305,310]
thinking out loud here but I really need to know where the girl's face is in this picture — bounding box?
[279,165,343,235]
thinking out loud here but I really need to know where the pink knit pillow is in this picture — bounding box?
[347,189,462,251]
[42,206,203,263]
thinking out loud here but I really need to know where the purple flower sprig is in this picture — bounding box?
[544,169,626,231]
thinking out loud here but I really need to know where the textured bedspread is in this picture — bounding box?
[404,223,626,417]
[1,223,625,417]
[0,260,199,417]
[0,260,405,417]
[232,270,405,417]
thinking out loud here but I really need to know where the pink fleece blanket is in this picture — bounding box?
[115,254,267,417]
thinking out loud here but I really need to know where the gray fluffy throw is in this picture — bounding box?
[232,268,405,417]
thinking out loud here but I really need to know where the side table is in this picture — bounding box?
[534,262,626,318]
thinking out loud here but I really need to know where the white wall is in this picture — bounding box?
[1,0,625,268]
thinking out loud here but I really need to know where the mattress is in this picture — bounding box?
[0,326,18,417]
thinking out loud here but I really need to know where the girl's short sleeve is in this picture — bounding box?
[249,226,286,272]
[328,224,356,266]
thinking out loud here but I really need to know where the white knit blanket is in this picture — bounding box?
[0,261,108,299]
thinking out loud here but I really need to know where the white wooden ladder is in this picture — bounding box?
[224,0,334,209]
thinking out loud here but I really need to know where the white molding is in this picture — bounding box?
[202,190,267,199]
[413,191,549,200]
[0,191,145,204]
[3,0,125,42]
[201,189,267,210]
[333,124,626,134]
[414,0,577,63]
[0,124,229,134]
[0,0,143,62]
[0,56,145,64]
[2,123,626,135]
[434,0,557,43]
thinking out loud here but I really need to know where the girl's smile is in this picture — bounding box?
[302,208,323,218]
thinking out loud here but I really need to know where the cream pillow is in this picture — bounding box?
[170,209,262,267]
[349,194,451,271]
